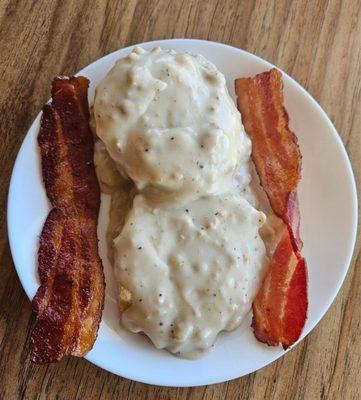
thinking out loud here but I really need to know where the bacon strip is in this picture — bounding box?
[30,77,105,363]
[252,231,307,349]
[235,69,302,248]
[235,69,307,348]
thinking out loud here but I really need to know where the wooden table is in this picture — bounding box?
[1,0,360,398]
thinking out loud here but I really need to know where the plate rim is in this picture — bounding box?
[7,38,358,387]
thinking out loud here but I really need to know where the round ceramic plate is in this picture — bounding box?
[8,39,358,387]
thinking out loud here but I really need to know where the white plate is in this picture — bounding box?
[7,39,358,387]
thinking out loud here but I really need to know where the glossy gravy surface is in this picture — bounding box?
[94,47,267,358]
[94,46,250,200]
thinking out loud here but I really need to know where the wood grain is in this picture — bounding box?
[0,0,360,398]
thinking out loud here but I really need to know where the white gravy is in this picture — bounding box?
[94,46,250,201]
[93,47,268,358]
[114,193,266,357]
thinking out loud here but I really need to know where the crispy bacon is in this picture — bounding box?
[235,69,307,348]
[235,69,302,248]
[30,77,105,363]
[252,231,307,349]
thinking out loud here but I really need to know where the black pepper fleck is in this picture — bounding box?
[138,246,142,250]
[159,322,163,326]
[185,209,189,213]
[170,137,175,140]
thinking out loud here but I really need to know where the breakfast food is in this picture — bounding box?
[235,69,302,248]
[252,231,306,348]
[30,47,308,362]
[30,77,105,363]
[235,69,307,348]
[92,47,287,358]
[114,193,266,356]
[94,46,250,201]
